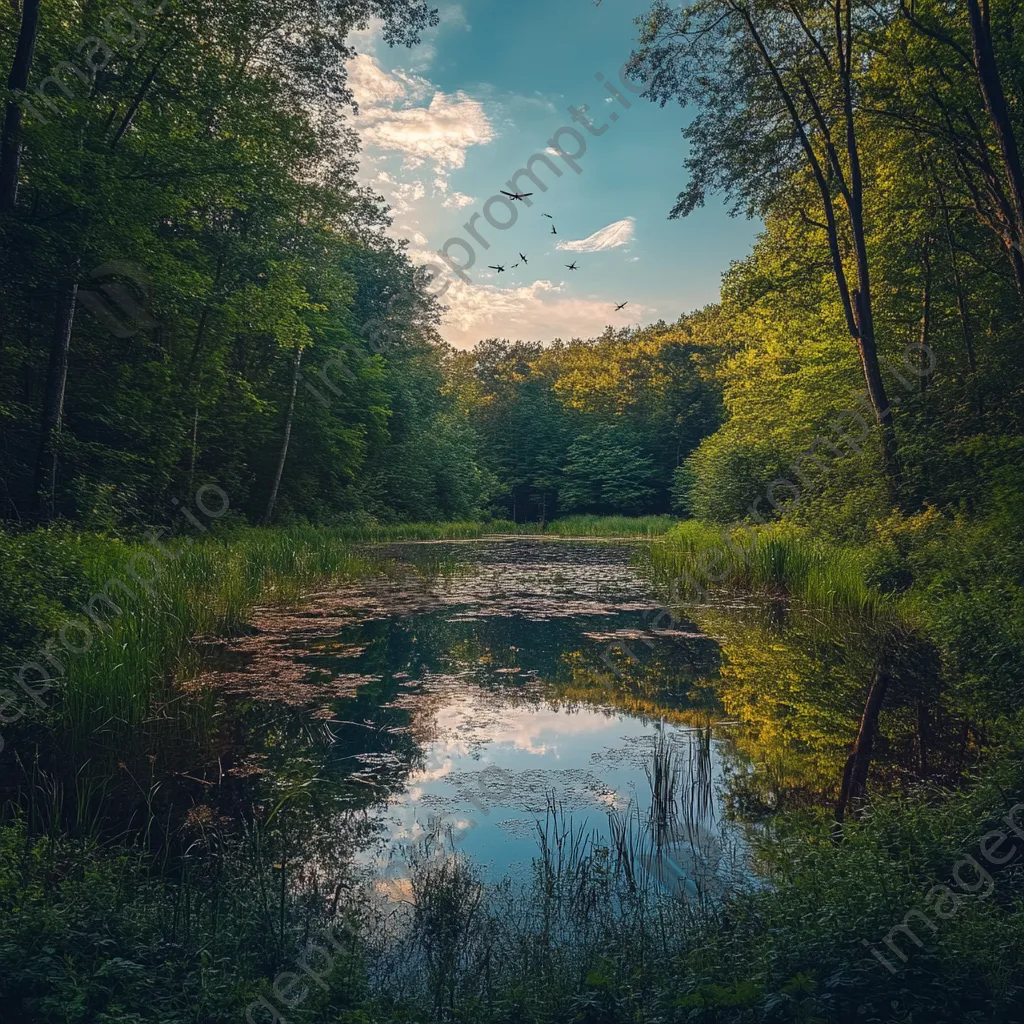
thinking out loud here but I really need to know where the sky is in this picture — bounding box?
[348,0,761,349]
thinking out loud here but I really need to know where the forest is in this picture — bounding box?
[1,0,1024,1021]
[4,0,1023,537]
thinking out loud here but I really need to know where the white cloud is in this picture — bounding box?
[432,275,644,348]
[347,53,433,117]
[360,91,495,169]
[390,180,426,212]
[392,69,434,103]
[348,53,407,107]
[442,191,475,209]
[557,218,636,253]
[440,4,471,31]
[346,14,497,252]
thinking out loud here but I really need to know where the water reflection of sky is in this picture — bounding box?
[203,541,753,893]
[357,683,734,887]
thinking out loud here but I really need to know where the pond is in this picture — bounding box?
[181,538,958,900]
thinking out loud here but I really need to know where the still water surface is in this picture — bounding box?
[195,538,944,896]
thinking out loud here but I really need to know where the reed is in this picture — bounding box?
[544,514,676,538]
[650,520,906,620]
[15,522,527,753]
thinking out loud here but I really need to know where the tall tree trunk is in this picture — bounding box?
[918,248,932,395]
[835,654,891,827]
[0,0,42,210]
[741,3,903,504]
[965,0,1024,266]
[935,172,985,428]
[852,289,902,501]
[188,404,199,492]
[33,277,78,520]
[262,344,302,526]
[838,0,902,501]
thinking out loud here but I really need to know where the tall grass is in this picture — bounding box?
[544,514,676,538]
[650,520,905,620]
[7,517,674,753]
[11,522,531,751]
[333,519,533,541]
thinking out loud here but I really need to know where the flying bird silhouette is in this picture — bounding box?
[565,261,578,271]
[500,190,533,201]
[519,252,528,264]
[615,301,628,311]
[488,265,506,273]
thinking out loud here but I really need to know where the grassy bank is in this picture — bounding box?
[650,510,1024,720]
[650,520,901,620]
[0,521,519,750]
[543,513,676,537]
[0,517,671,751]
[1,737,1023,1023]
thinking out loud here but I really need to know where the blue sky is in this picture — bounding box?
[349,0,760,348]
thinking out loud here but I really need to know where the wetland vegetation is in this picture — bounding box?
[1,532,1023,1023]
[3,0,1024,1019]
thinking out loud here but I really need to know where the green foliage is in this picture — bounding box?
[0,529,89,665]
[544,514,676,537]
[559,424,659,515]
[653,520,899,620]
[0,0,467,531]
[454,324,723,522]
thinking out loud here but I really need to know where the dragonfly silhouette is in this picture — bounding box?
[615,301,628,310]
[565,261,578,271]
[488,265,506,273]
[519,252,528,264]
[500,190,533,201]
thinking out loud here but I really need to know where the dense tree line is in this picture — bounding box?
[627,0,1024,537]
[0,0,501,530]
[4,0,1024,540]
[446,324,722,522]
